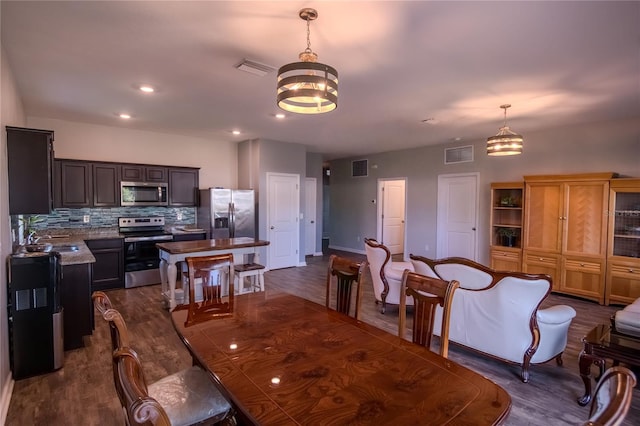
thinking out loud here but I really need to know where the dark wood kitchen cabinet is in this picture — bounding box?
[86,238,124,291]
[6,126,55,214]
[60,263,93,350]
[121,164,168,182]
[168,167,199,206]
[54,160,92,208]
[92,163,120,207]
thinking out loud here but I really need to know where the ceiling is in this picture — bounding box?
[2,1,639,160]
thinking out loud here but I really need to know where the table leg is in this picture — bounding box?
[577,350,605,406]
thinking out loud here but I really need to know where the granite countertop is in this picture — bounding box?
[17,226,205,265]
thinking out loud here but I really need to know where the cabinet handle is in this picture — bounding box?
[630,269,635,273]
[539,258,544,261]
[580,263,585,267]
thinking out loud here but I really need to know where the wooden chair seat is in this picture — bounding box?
[325,254,367,319]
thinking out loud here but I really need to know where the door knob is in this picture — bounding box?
[270,226,275,230]
[310,220,315,224]
[472,227,476,231]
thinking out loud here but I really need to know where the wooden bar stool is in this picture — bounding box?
[234,263,265,294]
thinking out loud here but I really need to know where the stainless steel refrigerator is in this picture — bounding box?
[198,188,256,239]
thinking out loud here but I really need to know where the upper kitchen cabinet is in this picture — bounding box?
[168,167,199,206]
[93,163,120,207]
[523,173,614,303]
[54,160,92,208]
[121,164,168,182]
[6,126,55,214]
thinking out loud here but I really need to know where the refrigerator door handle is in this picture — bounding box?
[229,203,236,238]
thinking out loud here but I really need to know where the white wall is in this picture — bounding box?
[27,117,238,189]
[0,43,27,424]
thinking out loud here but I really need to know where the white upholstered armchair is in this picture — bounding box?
[364,238,414,313]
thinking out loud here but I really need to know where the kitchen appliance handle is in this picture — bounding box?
[230,202,235,238]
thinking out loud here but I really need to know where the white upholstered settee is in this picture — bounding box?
[410,255,577,383]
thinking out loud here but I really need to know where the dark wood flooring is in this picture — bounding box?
[5,251,639,425]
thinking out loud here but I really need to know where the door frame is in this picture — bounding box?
[376,177,408,257]
[436,173,479,261]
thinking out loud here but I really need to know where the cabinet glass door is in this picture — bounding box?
[612,192,640,258]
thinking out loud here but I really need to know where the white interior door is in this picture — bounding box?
[436,173,479,260]
[377,179,406,255]
[267,173,300,269]
[304,178,317,256]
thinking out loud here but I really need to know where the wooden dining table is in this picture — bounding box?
[171,291,511,425]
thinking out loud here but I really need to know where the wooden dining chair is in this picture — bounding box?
[184,253,235,327]
[399,270,459,358]
[325,254,368,319]
[113,346,234,426]
[92,291,130,350]
[584,366,637,426]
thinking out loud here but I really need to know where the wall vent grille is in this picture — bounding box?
[352,159,368,177]
[444,146,474,164]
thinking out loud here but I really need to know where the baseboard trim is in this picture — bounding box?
[313,252,323,257]
[0,373,14,424]
[327,245,366,255]
[298,261,307,267]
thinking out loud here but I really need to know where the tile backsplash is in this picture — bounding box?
[10,206,196,242]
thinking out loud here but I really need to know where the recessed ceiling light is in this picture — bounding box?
[119,113,131,119]
[275,113,285,119]
[139,85,154,93]
[232,130,241,135]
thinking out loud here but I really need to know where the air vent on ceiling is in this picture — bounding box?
[444,145,474,164]
[352,159,368,177]
[235,59,275,77]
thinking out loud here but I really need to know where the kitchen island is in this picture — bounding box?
[157,237,270,309]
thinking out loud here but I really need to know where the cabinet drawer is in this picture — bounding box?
[564,259,602,273]
[611,264,640,277]
[492,250,520,260]
[524,253,559,266]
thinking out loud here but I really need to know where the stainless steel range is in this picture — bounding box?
[119,217,173,288]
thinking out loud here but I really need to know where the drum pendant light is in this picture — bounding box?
[487,104,524,156]
[277,8,338,114]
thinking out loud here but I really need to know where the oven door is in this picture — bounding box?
[121,181,168,206]
[124,239,163,272]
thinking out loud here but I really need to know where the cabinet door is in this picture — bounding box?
[169,168,199,206]
[86,238,124,291]
[145,166,168,182]
[490,248,521,272]
[60,263,93,350]
[121,165,144,182]
[524,182,563,253]
[606,261,640,305]
[7,127,54,214]
[564,181,609,257]
[93,163,120,207]
[561,257,605,303]
[57,160,92,208]
[523,251,560,291]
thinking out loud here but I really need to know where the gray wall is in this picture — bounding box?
[328,117,640,265]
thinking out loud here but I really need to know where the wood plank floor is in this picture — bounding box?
[6,251,639,425]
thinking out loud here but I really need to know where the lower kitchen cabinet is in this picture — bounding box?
[86,238,124,291]
[60,263,93,350]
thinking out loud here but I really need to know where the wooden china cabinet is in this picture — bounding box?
[522,173,614,304]
[490,182,524,272]
[605,178,640,305]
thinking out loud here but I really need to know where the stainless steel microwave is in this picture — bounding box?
[121,181,168,206]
